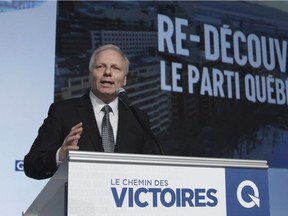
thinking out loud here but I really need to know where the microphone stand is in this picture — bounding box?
[116,87,165,155]
[129,105,165,155]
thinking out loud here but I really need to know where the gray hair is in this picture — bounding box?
[89,44,129,74]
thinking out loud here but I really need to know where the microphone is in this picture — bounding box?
[116,87,133,109]
[116,87,165,155]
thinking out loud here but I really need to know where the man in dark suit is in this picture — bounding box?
[24,44,161,180]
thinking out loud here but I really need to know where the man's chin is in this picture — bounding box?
[99,90,117,102]
[102,88,116,95]
[97,85,114,93]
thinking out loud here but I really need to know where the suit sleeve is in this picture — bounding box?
[24,103,65,179]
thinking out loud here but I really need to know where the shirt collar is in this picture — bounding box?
[89,90,118,115]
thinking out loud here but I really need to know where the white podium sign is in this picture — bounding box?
[68,162,226,215]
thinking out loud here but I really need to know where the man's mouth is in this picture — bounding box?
[100,80,114,85]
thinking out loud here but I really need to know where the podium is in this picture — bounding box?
[24,151,270,216]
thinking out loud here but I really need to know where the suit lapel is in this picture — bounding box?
[77,93,103,151]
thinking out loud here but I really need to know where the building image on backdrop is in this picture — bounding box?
[55,1,288,168]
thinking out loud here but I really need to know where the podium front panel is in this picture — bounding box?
[66,152,269,216]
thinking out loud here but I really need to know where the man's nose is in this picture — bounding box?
[104,66,112,75]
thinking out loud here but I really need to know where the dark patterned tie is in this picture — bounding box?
[101,105,115,152]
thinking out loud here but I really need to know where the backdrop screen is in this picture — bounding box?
[55,1,288,168]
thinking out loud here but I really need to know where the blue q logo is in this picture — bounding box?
[237,180,260,208]
[15,160,24,171]
[226,169,269,216]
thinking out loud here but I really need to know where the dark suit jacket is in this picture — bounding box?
[24,92,159,179]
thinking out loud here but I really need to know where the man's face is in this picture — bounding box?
[90,49,127,103]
